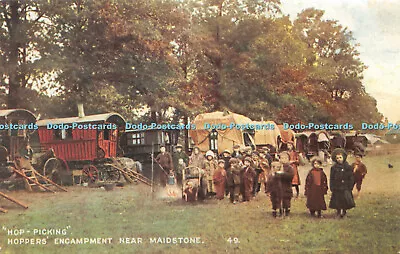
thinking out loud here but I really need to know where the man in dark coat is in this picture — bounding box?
[305,157,328,217]
[329,148,355,218]
[173,144,189,169]
[155,145,174,187]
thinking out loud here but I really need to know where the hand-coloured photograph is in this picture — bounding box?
[0,0,399,253]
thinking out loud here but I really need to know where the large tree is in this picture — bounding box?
[0,0,58,109]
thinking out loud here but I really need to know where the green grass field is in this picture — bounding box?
[0,154,399,254]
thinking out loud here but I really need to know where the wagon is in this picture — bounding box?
[306,131,331,160]
[35,109,127,184]
[0,109,36,160]
[181,166,206,201]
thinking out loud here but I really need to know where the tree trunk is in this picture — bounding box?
[7,1,21,109]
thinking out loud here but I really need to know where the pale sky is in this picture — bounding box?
[281,0,400,122]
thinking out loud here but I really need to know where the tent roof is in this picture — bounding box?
[0,109,36,122]
[252,121,280,146]
[386,129,400,135]
[37,113,126,127]
[192,111,252,129]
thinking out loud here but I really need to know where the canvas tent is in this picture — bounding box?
[189,111,255,154]
[253,121,281,148]
[385,129,400,144]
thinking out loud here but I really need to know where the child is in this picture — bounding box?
[242,157,256,202]
[204,150,218,196]
[287,142,301,198]
[305,157,328,218]
[352,153,367,198]
[277,152,295,216]
[183,181,197,202]
[213,159,227,200]
[251,152,262,196]
[266,152,294,217]
[329,148,355,218]
[227,158,241,204]
[259,161,270,193]
[175,158,186,186]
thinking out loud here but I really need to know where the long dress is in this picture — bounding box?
[213,167,226,199]
[305,168,328,211]
[289,150,300,186]
[329,162,355,210]
[242,166,255,201]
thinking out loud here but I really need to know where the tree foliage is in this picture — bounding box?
[0,1,382,126]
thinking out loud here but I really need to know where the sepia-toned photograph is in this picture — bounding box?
[0,0,399,253]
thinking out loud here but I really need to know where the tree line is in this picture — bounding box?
[0,0,382,128]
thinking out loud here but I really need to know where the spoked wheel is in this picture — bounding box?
[82,165,100,183]
[103,166,121,182]
[43,158,63,184]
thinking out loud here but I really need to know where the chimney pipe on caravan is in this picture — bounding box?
[77,103,85,118]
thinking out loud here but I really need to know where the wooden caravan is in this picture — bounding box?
[295,132,310,155]
[189,111,255,154]
[37,113,125,162]
[253,121,281,150]
[0,109,36,160]
[36,112,126,184]
[306,130,331,159]
[121,129,179,162]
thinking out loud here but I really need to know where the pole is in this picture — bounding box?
[0,191,29,209]
[151,142,154,199]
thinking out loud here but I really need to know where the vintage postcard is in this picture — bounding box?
[0,0,399,253]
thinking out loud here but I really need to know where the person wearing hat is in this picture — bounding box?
[280,152,295,216]
[189,146,205,169]
[188,147,206,199]
[352,153,367,198]
[155,145,174,187]
[173,144,189,180]
[242,146,253,161]
[18,141,34,161]
[183,181,197,202]
[221,149,232,196]
[268,152,294,217]
[287,141,301,198]
[261,146,274,166]
[173,144,189,186]
[329,148,355,218]
[227,158,241,204]
[204,150,218,196]
[305,157,328,218]
[251,151,262,197]
[241,157,256,202]
[231,145,242,159]
[213,159,227,200]
[259,160,270,193]
[265,161,283,217]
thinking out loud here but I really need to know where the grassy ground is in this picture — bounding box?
[0,154,399,254]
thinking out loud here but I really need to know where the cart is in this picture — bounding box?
[181,166,207,201]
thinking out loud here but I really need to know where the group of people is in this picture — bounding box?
[155,143,368,218]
